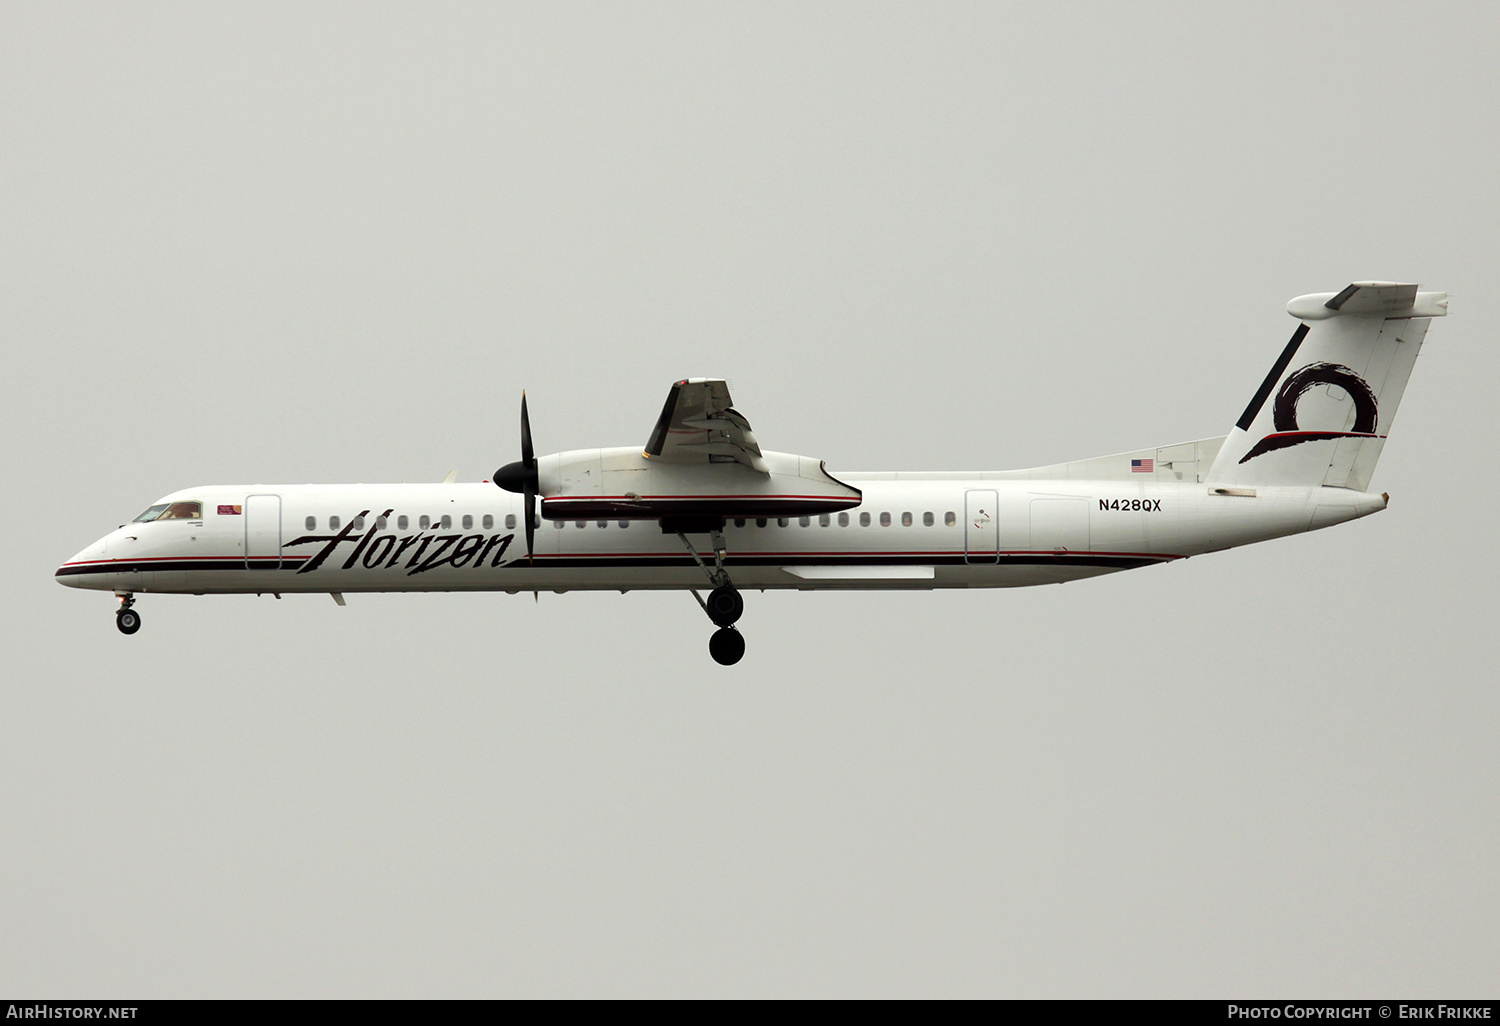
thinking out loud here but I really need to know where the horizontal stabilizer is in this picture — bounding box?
[1286,283,1448,320]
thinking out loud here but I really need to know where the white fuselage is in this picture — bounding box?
[55,475,1387,596]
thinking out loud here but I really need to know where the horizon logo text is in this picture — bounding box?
[284,510,517,576]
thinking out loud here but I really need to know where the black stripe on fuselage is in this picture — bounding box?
[55,558,310,577]
[524,553,1174,571]
[56,553,1173,577]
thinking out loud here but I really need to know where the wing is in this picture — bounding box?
[643,378,769,473]
[536,378,861,523]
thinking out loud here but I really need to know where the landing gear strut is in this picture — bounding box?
[115,594,141,635]
[680,528,745,665]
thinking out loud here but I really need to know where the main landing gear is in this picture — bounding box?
[115,594,141,635]
[679,529,746,666]
[707,624,745,665]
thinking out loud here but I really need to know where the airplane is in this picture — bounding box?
[56,281,1446,665]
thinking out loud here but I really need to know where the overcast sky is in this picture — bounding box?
[4,1,1498,998]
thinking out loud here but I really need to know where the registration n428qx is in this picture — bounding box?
[57,282,1446,665]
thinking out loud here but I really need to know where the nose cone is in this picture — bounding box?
[494,460,538,494]
[56,554,88,588]
[56,536,109,589]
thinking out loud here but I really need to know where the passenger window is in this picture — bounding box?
[923,512,934,527]
[901,512,912,527]
[597,520,607,528]
[418,516,429,530]
[880,512,891,527]
[159,501,202,520]
[331,516,341,531]
[819,514,830,527]
[838,512,849,527]
[945,511,957,526]
[734,518,746,528]
[504,514,516,530]
[617,521,629,529]
[305,516,316,531]
[483,515,493,530]
[553,520,564,529]
[575,520,586,529]
[376,515,387,531]
[353,515,365,531]
[777,518,789,528]
[462,515,473,530]
[398,515,409,531]
[756,518,767,528]
[798,516,810,527]
[859,512,871,527]
[440,515,451,530]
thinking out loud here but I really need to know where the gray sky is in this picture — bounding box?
[4,1,1497,998]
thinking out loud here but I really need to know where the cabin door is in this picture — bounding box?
[965,489,999,564]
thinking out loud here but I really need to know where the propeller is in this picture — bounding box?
[493,392,538,561]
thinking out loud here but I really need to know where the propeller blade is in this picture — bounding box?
[524,485,536,563]
[494,391,540,493]
[520,392,534,468]
[492,390,539,563]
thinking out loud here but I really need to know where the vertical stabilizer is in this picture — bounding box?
[1206,283,1446,490]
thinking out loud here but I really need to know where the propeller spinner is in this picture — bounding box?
[493,392,538,561]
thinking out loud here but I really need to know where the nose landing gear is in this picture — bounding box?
[115,594,141,635]
[679,528,746,666]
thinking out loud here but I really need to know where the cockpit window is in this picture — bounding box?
[158,501,202,520]
[131,501,200,522]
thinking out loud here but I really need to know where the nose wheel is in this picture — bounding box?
[115,594,141,635]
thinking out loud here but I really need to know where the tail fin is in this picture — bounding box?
[1206,282,1447,490]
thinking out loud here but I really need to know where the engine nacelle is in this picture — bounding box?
[537,446,861,523]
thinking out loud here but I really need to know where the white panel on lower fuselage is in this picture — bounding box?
[245,494,282,569]
[782,566,935,580]
[1030,498,1089,552]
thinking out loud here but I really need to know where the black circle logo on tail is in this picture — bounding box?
[1273,362,1378,433]
[1239,362,1379,464]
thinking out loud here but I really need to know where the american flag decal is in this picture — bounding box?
[218,504,242,515]
[1130,459,1154,473]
